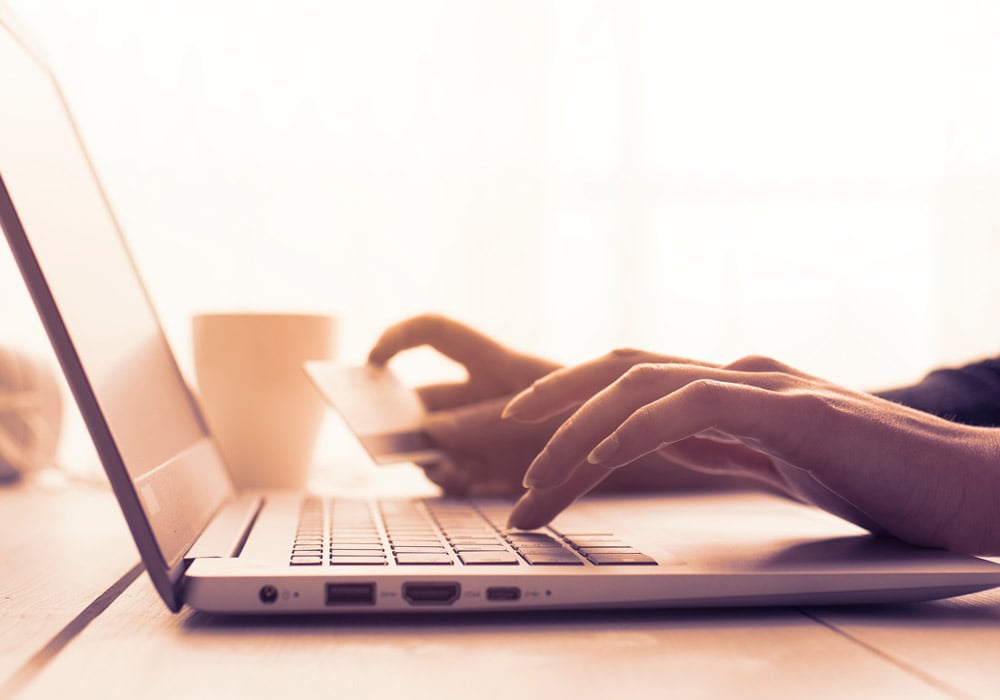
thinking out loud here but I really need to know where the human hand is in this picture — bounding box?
[504,353,1000,555]
[367,314,562,495]
[368,316,701,496]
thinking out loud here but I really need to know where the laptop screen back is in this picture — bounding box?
[0,10,232,609]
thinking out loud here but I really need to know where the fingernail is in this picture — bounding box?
[521,452,552,489]
[501,388,533,420]
[507,493,538,530]
[587,435,619,465]
[500,403,520,420]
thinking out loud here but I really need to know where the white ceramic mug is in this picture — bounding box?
[192,313,336,490]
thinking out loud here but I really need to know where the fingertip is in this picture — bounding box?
[507,491,551,530]
[421,412,457,438]
[366,341,393,366]
[521,452,551,489]
[501,389,552,423]
[501,388,531,417]
[586,434,620,465]
[500,398,523,421]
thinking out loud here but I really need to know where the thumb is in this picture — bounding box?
[422,397,510,450]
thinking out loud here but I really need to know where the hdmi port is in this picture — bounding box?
[402,582,460,606]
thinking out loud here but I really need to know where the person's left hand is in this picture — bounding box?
[367,314,565,496]
[503,353,1000,555]
[367,316,715,496]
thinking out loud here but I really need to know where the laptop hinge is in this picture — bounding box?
[185,494,264,559]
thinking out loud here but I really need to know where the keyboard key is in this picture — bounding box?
[329,543,384,551]
[392,545,447,553]
[390,538,444,546]
[329,556,387,565]
[394,553,454,565]
[330,548,386,556]
[578,546,639,555]
[506,532,559,541]
[521,552,584,566]
[565,537,625,549]
[512,544,568,552]
[458,552,520,565]
[452,543,508,552]
[586,552,657,565]
[289,556,323,566]
[330,538,382,545]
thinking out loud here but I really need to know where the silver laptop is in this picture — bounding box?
[4,10,1000,614]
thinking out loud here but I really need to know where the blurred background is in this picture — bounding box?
[2,0,1000,472]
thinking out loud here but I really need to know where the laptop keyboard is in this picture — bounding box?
[289,497,657,567]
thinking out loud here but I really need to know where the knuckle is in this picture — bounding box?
[398,313,443,343]
[785,389,831,415]
[610,347,644,359]
[689,377,723,395]
[726,354,783,372]
[619,362,662,389]
[417,312,448,333]
[684,378,727,406]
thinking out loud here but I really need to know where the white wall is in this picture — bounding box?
[3,1,1000,468]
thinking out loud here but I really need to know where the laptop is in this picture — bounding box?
[4,10,1000,615]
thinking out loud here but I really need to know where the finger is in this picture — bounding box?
[507,461,613,530]
[523,364,791,489]
[422,397,526,451]
[417,382,473,411]
[502,348,712,423]
[367,314,511,371]
[585,381,803,477]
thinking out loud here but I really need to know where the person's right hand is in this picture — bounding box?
[502,352,1000,554]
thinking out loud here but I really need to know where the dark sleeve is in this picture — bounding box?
[875,356,1000,427]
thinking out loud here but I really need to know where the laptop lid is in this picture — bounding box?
[0,8,233,612]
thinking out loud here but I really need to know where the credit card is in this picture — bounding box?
[304,362,445,465]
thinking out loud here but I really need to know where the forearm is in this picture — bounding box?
[876,356,1000,427]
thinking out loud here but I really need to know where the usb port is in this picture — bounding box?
[486,586,521,602]
[325,583,376,606]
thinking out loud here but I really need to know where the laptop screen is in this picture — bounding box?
[0,10,232,608]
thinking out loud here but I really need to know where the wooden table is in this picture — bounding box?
[3,473,1000,700]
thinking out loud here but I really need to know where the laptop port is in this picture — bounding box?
[259,585,278,604]
[486,586,521,602]
[402,582,460,606]
[325,583,376,606]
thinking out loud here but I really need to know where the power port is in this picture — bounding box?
[259,585,279,604]
[486,586,521,602]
